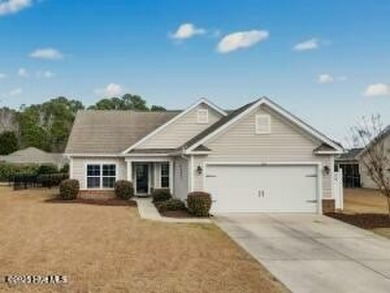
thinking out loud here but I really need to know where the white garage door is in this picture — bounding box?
[205,164,318,213]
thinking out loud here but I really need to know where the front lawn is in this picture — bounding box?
[0,186,287,293]
[327,188,390,239]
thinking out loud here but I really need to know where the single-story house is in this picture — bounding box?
[356,125,390,189]
[0,147,68,168]
[335,148,363,188]
[65,97,344,213]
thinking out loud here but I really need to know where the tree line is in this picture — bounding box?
[0,94,166,155]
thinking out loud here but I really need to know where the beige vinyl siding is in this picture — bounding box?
[71,157,126,190]
[191,105,334,199]
[173,157,189,200]
[138,103,223,149]
[359,135,390,189]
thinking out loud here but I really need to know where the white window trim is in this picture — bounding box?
[84,162,118,190]
[160,162,170,188]
[197,109,209,124]
[255,114,271,134]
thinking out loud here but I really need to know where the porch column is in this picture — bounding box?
[169,159,174,195]
[127,160,132,182]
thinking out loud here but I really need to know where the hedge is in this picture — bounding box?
[114,180,134,200]
[152,188,172,202]
[187,192,212,217]
[59,179,80,200]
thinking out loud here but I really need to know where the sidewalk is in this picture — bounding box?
[135,197,211,224]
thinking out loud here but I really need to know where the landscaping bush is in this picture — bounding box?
[0,163,39,182]
[114,180,134,200]
[37,173,69,188]
[187,191,212,217]
[152,188,172,202]
[59,179,80,200]
[60,163,69,174]
[37,164,58,175]
[156,198,186,212]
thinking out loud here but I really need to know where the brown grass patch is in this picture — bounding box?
[343,188,388,214]
[329,188,390,239]
[0,187,288,293]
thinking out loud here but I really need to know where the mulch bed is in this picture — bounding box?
[45,198,137,207]
[326,212,390,229]
[159,210,199,218]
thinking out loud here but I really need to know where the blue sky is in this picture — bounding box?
[0,0,389,142]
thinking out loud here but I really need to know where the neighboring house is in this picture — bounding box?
[356,125,390,189]
[0,147,68,168]
[65,97,344,213]
[335,148,363,188]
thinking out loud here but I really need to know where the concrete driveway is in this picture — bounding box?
[215,214,390,293]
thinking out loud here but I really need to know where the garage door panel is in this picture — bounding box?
[205,165,318,213]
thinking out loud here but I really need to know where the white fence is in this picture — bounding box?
[333,169,344,209]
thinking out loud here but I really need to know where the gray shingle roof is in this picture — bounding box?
[337,148,363,161]
[0,147,67,166]
[65,110,180,154]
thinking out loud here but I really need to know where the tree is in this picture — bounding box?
[151,105,166,112]
[351,115,390,218]
[17,97,84,152]
[0,131,18,155]
[89,93,165,111]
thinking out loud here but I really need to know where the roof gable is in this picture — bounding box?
[184,97,343,154]
[121,98,227,154]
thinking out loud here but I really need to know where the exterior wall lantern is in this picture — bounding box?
[197,165,203,175]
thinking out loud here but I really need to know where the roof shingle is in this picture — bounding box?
[65,110,180,154]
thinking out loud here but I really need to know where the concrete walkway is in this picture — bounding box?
[215,213,390,293]
[135,197,211,223]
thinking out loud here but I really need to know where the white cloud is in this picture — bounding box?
[30,48,64,60]
[318,74,334,84]
[364,83,390,97]
[36,70,54,78]
[217,30,269,53]
[0,73,6,79]
[337,76,348,81]
[17,68,28,77]
[293,38,320,51]
[95,83,124,97]
[8,88,22,96]
[171,23,206,39]
[0,0,32,16]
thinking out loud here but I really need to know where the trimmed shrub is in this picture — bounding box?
[59,179,80,200]
[37,164,58,175]
[187,191,212,217]
[152,188,172,202]
[114,180,134,200]
[156,198,186,212]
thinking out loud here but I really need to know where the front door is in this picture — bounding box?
[136,163,149,194]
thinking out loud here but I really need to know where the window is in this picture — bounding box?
[161,163,170,188]
[197,109,209,124]
[86,164,116,189]
[255,114,271,134]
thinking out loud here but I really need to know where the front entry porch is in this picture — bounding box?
[126,159,173,196]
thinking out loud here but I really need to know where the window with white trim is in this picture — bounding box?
[197,109,209,124]
[87,164,116,189]
[161,163,170,188]
[255,114,271,134]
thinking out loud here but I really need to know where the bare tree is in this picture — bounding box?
[351,114,390,217]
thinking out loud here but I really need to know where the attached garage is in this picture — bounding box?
[205,164,320,213]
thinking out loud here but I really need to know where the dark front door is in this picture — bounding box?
[136,163,149,194]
